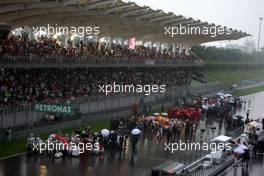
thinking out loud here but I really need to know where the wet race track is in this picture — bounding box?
[0,131,208,176]
[1,92,264,176]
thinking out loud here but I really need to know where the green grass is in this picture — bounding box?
[61,120,110,135]
[233,86,264,97]
[0,120,109,159]
[203,68,264,85]
[0,138,27,158]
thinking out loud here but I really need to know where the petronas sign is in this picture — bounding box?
[34,103,74,115]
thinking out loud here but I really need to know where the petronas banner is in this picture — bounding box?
[34,103,74,115]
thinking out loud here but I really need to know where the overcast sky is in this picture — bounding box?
[127,0,264,48]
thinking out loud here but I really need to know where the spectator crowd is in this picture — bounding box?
[0,68,196,108]
[1,35,201,62]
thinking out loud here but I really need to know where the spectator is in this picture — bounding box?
[0,68,200,108]
[1,35,202,63]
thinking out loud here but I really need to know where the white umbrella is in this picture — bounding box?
[238,145,248,150]
[149,116,156,120]
[211,104,216,107]
[232,116,238,120]
[202,105,209,110]
[49,134,56,138]
[224,94,232,97]
[131,128,141,135]
[241,134,247,137]
[101,129,110,137]
[161,112,168,116]
[217,92,224,96]
[153,113,160,116]
[248,121,258,128]
[233,147,245,154]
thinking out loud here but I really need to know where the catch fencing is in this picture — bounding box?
[0,84,223,130]
[0,56,203,68]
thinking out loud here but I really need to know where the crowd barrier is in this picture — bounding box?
[0,84,223,131]
[0,56,203,67]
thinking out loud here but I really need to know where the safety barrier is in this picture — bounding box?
[0,56,203,68]
[0,84,222,130]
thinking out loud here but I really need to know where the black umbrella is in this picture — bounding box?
[236,115,244,120]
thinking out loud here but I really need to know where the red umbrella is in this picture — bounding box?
[54,134,69,144]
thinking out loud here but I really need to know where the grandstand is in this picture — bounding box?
[0,0,248,130]
[0,0,248,43]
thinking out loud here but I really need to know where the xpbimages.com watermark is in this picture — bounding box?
[164,141,232,154]
[98,82,166,96]
[32,141,99,154]
[164,24,232,38]
[32,24,100,37]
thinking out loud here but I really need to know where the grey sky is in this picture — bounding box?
[128,0,264,48]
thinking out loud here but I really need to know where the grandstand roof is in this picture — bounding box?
[0,0,249,45]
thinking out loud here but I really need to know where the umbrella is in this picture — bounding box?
[49,134,56,138]
[238,145,248,150]
[202,105,209,110]
[248,121,258,128]
[240,134,247,137]
[233,147,245,154]
[161,112,168,116]
[131,128,141,135]
[101,129,110,137]
[224,94,232,97]
[233,115,244,121]
[236,115,244,120]
[153,113,160,116]
[149,116,156,120]
[217,92,224,96]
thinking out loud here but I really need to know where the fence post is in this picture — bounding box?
[26,107,29,126]
[104,96,107,110]
[87,101,90,113]
[0,111,3,129]
[77,99,81,120]
[13,108,17,129]
[97,96,100,111]
[117,95,120,108]
[37,111,40,125]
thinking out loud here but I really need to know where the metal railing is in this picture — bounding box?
[181,125,246,176]
[188,156,235,176]
[0,55,204,68]
[0,84,222,130]
[0,84,221,114]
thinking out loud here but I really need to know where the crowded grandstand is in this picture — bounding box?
[0,0,248,132]
[0,68,203,107]
[0,1,257,176]
[1,35,199,62]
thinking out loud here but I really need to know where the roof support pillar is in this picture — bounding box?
[185,46,190,56]
[24,26,34,40]
[179,45,183,54]
[64,34,70,48]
